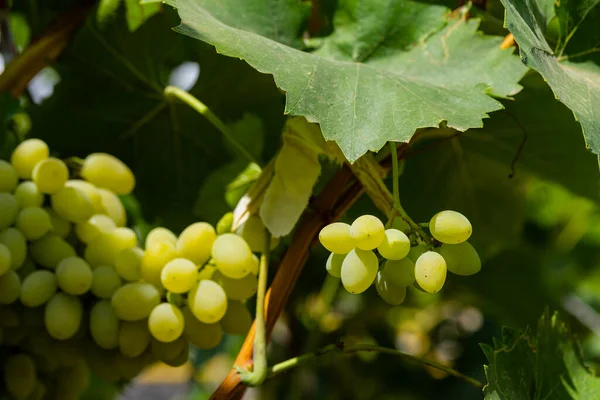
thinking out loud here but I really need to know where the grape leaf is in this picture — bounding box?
[500,0,600,162]
[164,0,527,162]
[124,0,161,32]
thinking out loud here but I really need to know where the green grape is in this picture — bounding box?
[220,300,252,336]
[44,293,83,340]
[197,264,216,281]
[11,138,49,179]
[97,188,126,226]
[0,243,10,275]
[65,180,103,213]
[44,207,71,238]
[59,357,89,392]
[166,292,184,307]
[407,244,428,263]
[350,215,385,250]
[145,227,177,248]
[89,300,120,349]
[111,282,161,321]
[325,252,345,278]
[29,235,76,269]
[148,303,185,343]
[85,347,120,383]
[56,257,93,295]
[212,270,257,301]
[0,227,27,269]
[16,257,35,279]
[0,159,19,192]
[249,254,259,275]
[429,210,472,244]
[114,247,144,281]
[211,233,254,279]
[375,272,406,306]
[438,242,481,276]
[381,258,415,286]
[176,222,216,265]
[414,251,447,293]
[340,248,378,294]
[84,227,137,266]
[20,270,57,307]
[237,215,279,252]
[91,266,122,299]
[115,353,146,380]
[318,222,355,254]
[0,306,20,327]
[81,153,135,195]
[181,307,223,349]
[161,258,198,294]
[119,320,151,358]
[216,212,233,234]
[150,336,188,366]
[32,157,68,194]
[15,207,52,240]
[0,270,20,304]
[75,214,116,244]
[4,353,36,399]
[391,216,410,232]
[188,279,228,323]
[0,192,19,230]
[14,181,44,208]
[377,229,410,260]
[51,186,95,222]
[140,242,177,287]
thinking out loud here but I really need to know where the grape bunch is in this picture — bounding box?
[319,211,480,305]
[0,139,262,400]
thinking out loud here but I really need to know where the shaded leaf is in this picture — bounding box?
[125,0,161,31]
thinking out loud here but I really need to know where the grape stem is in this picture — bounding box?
[266,343,484,389]
[236,229,272,386]
[163,86,260,166]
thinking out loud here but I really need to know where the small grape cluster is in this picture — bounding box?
[319,211,480,305]
[0,139,263,400]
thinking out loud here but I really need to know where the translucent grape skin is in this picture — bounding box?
[414,251,447,293]
[119,321,151,358]
[211,233,254,279]
[340,249,378,294]
[377,229,410,260]
[375,272,407,306]
[325,252,345,278]
[407,244,428,263]
[220,300,252,336]
[161,258,198,294]
[75,214,116,244]
[4,353,37,399]
[14,181,44,208]
[148,303,185,343]
[97,188,126,226]
[115,247,144,281]
[84,227,137,266]
[91,266,122,299]
[381,258,415,286]
[0,227,27,269]
[16,207,53,240]
[56,256,94,296]
[181,307,223,349]
[429,210,472,244]
[350,215,386,250]
[0,270,20,304]
[188,279,228,323]
[45,207,71,238]
[11,138,49,179]
[90,300,120,349]
[319,222,355,254]
[0,193,19,230]
[20,270,57,307]
[51,186,95,223]
[176,222,216,265]
[237,215,279,253]
[0,243,10,276]
[140,242,177,287]
[65,179,104,213]
[44,293,83,340]
[0,160,19,193]
[32,157,69,194]
[212,270,257,301]
[145,227,177,248]
[81,153,135,195]
[29,234,76,269]
[438,242,481,276]
[111,282,161,321]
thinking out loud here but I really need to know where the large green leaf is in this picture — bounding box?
[165,0,527,162]
[501,0,600,162]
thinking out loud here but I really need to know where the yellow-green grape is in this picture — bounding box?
[0,228,27,269]
[44,293,83,340]
[407,244,428,263]
[340,249,378,294]
[378,229,410,260]
[15,207,52,240]
[111,282,161,321]
[32,157,68,194]
[3,353,36,399]
[114,247,143,281]
[91,266,122,299]
[14,181,44,208]
[318,222,355,254]
[90,300,120,349]
[29,235,75,269]
[97,188,126,226]
[220,300,252,336]
[0,160,19,192]
[414,251,447,293]
[119,320,151,358]
[65,180,103,213]
[115,353,146,380]
[59,357,89,392]
[81,153,135,195]
[148,303,185,343]
[212,270,257,301]
[75,214,116,244]
[197,264,216,281]
[176,222,216,265]
[216,212,233,234]
[44,207,71,238]
[0,243,10,275]
[51,186,95,222]
[381,258,415,286]
[0,192,19,230]
[391,216,410,232]
[145,227,177,248]
[249,254,259,276]
[181,307,222,349]
[150,336,188,365]
[141,242,177,287]
[237,215,279,252]
[429,210,472,244]
[211,233,254,279]
[375,272,406,306]
[11,139,49,179]
[56,257,93,295]
[350,215,385,250]
[326,252,345,278]
[188,279,227,323]
[84,227,137,266]
[20,270,57,307]
[0,270,20,304]
[438,242,481,276]
[161,258,197,294]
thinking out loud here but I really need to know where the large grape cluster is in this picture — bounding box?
[0,139,259,400]
[319,211,480,305]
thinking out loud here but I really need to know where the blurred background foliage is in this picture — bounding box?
[2,0,600,399]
